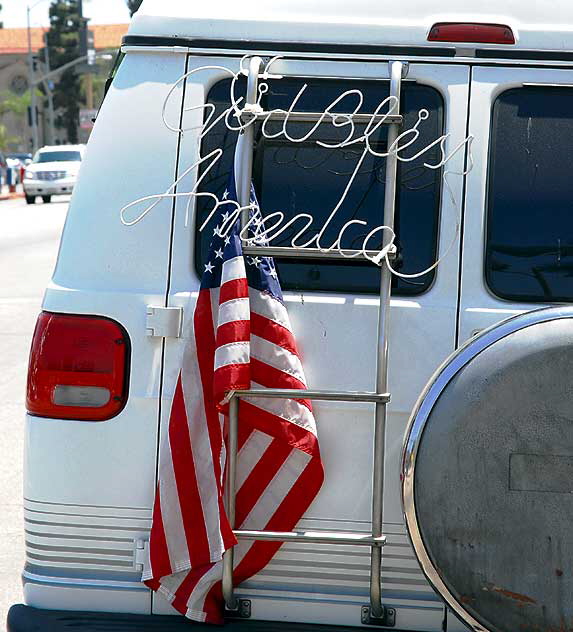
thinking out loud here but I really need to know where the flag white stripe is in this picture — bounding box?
[217,297,250,326]
[243,393,317,436]
[214,341,250,370]
[239,448,311,530]
[221,256,246,285]
[152,567,189,603]
[236,429,273,492]
[249,289,292,332]
[186,562,224,621]
[182,369,225,561]
[209,287,220,334]
[251,335,306,385]
[218,413,226,487]
[158,442,191,574]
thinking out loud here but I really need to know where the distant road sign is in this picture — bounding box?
[79,109,98,130]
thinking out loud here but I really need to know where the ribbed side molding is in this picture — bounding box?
[24,498,151,577]
[245,519,438,604]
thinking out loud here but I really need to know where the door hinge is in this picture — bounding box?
[134,539,149,571]
[146,306,183,338]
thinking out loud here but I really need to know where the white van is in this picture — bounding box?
[8,0,573,630]
[23,145,85,205]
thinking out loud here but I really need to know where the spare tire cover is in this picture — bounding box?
[402,307,573,632]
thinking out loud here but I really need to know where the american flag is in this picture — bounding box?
[142,161,324,623]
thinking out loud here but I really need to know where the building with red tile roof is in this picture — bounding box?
[0,24,128,55]
[0,24,128,151]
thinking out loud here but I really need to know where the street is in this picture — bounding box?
[0,195,69,623]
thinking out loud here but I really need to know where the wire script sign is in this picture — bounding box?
[120,56,473,281]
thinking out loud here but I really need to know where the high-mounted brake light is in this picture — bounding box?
[26,312,129,421]
[428,22,515,45]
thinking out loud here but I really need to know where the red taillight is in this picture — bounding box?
[26,312,129,421]
[428,22,515,44]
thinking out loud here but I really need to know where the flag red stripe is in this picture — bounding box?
[147,488,170,577]
[194,291,235,552]
[251,358,312,412]
[240,400,319,456]
[235,439,293,527]
[172,562,216,620]
[238,418,254,452]
[220,277,249,304]
[216,320,250,346]
[168,380,212,567]
[251,357,306,391]
[234,457,324,582]
[203,455,324,618]
[213,364,250,407]
[250,311,299,356]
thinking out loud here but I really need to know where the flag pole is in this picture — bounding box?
[238,56,263,227]
[221,56,263,613]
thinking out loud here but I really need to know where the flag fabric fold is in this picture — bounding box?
[143,164,324,623]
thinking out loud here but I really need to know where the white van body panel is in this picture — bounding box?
[23,50,187,614]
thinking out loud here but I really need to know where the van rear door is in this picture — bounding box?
[158,56,470,630]
[459,66,573,342]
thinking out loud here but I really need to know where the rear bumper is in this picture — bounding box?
[7,605,365,632]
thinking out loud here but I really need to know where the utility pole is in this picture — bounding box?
[43,32,56,145]
[86,74,94,110]
[26,5,39,153]
[78,0,94,114]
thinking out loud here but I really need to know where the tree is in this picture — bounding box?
[42,1,82,143]
[0,4,3,29]
[0,91,39,150]
[126,0,143,17]
[0,91,33,118]
[0,124,18,151]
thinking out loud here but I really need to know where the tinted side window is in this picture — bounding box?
[487,87,573,303]
[195,78,444,295]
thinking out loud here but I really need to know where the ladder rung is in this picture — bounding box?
[234,529,387,547]
[240,110,403,125]
[242,246,397,261]
[232,388,390,404]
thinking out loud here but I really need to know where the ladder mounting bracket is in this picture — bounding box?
[361,605,396,627]
[224,599,251,620]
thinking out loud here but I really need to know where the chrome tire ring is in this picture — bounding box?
[402,306,573,632]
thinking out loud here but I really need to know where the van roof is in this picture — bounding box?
[130,0,573,55]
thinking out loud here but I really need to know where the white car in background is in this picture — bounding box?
[23,144,85,204]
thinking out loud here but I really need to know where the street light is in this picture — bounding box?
[27,0,99,151]
[27,0,51,153]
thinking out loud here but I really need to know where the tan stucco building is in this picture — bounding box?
[0,24,127,151]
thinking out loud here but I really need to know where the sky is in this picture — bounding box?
[2,0,131,28]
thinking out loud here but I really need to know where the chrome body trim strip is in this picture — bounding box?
[121,44,573,69]
[22,569,148,591]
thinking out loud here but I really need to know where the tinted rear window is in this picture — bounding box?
[195,78,444,294]
[486,87,573,303]
[35,151,81,163]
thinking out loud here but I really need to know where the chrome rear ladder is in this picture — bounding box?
[222,57,406,627]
